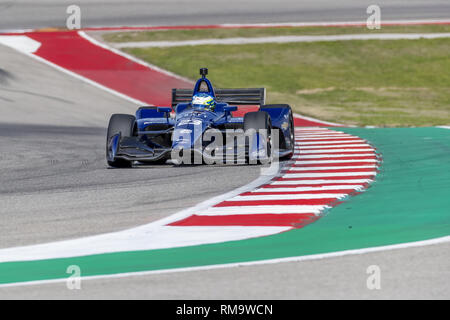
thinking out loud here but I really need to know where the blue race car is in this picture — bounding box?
[106,68,295,167]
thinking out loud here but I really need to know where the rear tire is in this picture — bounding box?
[261,104,295,159]
[106,114,136,168]
[244,111,272,164]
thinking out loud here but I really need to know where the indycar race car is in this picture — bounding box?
[106,68,295,167]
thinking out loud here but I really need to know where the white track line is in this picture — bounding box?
[198,205,328,215]
[113,33,450,48]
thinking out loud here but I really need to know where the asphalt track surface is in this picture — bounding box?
[1,242,449,299]
[0,0,449,31]
[0,1,449,300]
[0,44,261,249]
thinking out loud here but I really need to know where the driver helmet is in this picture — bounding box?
[191,93,216,111]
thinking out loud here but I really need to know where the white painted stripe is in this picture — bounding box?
[299,140,366,145]
[198,205,328,215]
[437,126,450,130]
[271,179,372,185]
[114,33,450,48]
[0,226,290,263]
[252,185,365,192]
[282,172,376,178]
[298,148,375,154]
[293,153,375,159]
[0,35,41,53]
[287,165,377,171]
[230,194,346,201]
[296,144,372,149]
[294,159,378,164]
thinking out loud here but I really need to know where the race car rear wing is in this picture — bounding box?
[171,88,266,108]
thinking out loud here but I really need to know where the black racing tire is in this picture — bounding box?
[106,114,136,168]
[261,104,295,159]
[244,111,272,164]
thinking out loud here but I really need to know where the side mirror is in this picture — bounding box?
[223,106,238,113]
[157,107,172,114]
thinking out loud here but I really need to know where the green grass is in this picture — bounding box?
[123,38,450,127]
[103,25,450,43]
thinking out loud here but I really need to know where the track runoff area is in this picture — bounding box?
[0,23,448,297]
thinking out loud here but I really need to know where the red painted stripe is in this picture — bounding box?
[292,156,377,161]
[295,151,375,156]
[215,198,340,207]
[283,168,377,174]
[293,117,332,127]
[298,145,371,150]
[167,213,318,227]
[297,138,363,142]
[241,189,358,195]
[26,31,191,106]
[263,182,370,188]
[291,162,377,167]
[231,105,260,117]
[75,21,450,33]
[276,175,375,181]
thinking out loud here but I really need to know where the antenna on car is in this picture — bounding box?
[200,68,208,79]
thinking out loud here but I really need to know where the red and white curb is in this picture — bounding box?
[0,127,381,263]
[167,127,380,229]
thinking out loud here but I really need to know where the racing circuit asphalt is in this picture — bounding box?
[0,0,449,31]
[0,43,262,248]
[0,1,449,299]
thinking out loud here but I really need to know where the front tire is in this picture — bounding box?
[244,111,272,164]
[106,114,136,168]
